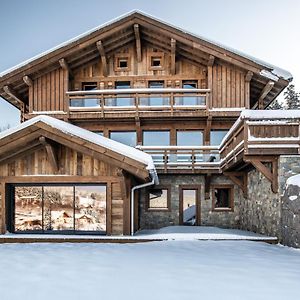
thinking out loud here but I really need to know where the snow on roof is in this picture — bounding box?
[219,109,300,149]
[0,10,292,81]
[0,115,156,173]
[286,174,300,188]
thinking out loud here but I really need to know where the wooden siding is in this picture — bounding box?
[0,145,130,235]
[211,64,248,108]
[30,68,68,112]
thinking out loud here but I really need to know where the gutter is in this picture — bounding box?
[130,169,158,236]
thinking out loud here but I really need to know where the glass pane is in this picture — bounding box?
[174,96,205,106]
[177,131,203,146]
[148,189,168,209]
[110,131,136,147]
[43,186,74,231]
[149,81,164,88]
[15,186,43,231]
[75,186,106,231]
[210,130,228,146]
[115,81,130,89]
[183,81,197,89]
[143,131,170,146]
[70,98,99,107]
[214,188,230,208]
[182,189,196,225]
[140,96,169,106]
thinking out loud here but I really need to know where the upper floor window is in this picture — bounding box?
[114,54,131,72]
[110,131,136,147]
[148,81,164,89]
[104,81,133,106]
[176,130,203,146]
[143,131,170,146]
[210,130,228,146]
[151,57,162,67]
[115,81,131,89]
[82,82,97,91]
[182,80,197,89]
[149,52,164,70]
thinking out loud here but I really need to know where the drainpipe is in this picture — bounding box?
[130,170,158,236]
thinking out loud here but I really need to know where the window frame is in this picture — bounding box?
[114,54,131,72]
[109,130,137,147]
[211,184,234,212]
[148,52,164,70]
[146,185,171,212]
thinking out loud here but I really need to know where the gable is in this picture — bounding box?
[0,10,292,110]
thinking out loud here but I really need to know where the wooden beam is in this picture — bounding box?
[204,116,212,144]
[134,24,142,62]
[96,41,108,76]
[3,85,24,106]
[0,181,6,234]
[59,58,73,77]
[170,38,176,75]
[22,75,33,87]
[224,172,247,197]
[207,55,215,67]
[245,71,253,82]
[246,157,278,193]
[39,136,59,172]
[258,80,274,109]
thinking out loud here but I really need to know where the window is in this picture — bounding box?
[175,80,205,106]
[140,81,169,106]
[13,184,106,233]
[182,80,197,89]
[110,131,136,147]
[148,81,164,89]
[177,130,203,146]
[146,187,170,211]
[70,82,99,107]
[93,131,103,136]
[105,81,134,106]
[82,82,97,91]
[179,186,200,225]
[143,131,170,146]
[149,52,164,70]
[114,54,131,71]
[210,130,228,146]
[212,185,233,211]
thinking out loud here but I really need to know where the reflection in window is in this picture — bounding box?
[140,81,169,106]
[106,81,134,106]
[175,80,205,106]
[71,82,99,107]
[210,130,228,146]
[13,185,106,233]
[213,187,233,210]
[110,131,136,147]
[15,186,43,231]
[182,189,197,225]
[75,186,106,231]
[147,188,169,210]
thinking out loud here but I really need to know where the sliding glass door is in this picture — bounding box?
[13,184,106,234]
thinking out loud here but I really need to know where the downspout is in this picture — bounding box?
[130,169,158,236]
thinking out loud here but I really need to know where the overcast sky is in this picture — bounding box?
[0,0,299,127]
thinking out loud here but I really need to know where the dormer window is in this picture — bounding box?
[151,57,161,67]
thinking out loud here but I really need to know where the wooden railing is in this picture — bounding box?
[136,145,220,172]
[67,88,209,114]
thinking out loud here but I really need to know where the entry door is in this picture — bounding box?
[179,186,201,226]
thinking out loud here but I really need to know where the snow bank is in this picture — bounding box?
[0,115,155,172]
[286,174,300,188]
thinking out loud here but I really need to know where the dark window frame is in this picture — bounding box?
[179,185,201,225]
[114,54,131,72]
[146,185,171,212]
[211,184,234,212]
[8,183,107,235]
[82,82,98,91]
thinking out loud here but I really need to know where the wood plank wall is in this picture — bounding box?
[30,68,67,112]
[211,64,248,108]
[0,145,128,235]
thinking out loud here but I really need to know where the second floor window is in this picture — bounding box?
[176,130,203,146]
[105,81,133,107]
[110,131,136,147]
[210,130,228,146]
[143,130,170,146]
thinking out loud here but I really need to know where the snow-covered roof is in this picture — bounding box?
[0,10,292,82]
[220,109,300,149]
[0,115,156,174]
[286,174,300,188]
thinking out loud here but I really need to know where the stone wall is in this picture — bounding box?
[239,166,281,238]
[279,156,300,248]
[139,174,243,230]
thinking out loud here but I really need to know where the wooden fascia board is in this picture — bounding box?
[34,123,149,180]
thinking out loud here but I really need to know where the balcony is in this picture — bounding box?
[66,88,209,119]
[136,145,220,173]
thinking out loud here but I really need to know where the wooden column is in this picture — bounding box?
[207,55,215,109]
[0,181,6,234]
[245,71,253,109]
[96,41,108,76]
[134,24,142,62]
[170,38,176,75]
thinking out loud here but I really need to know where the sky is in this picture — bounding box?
[0,0,299,127]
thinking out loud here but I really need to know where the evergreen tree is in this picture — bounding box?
[284,84,300,109]
[267,99,283,110]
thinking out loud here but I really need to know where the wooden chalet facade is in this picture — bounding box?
[0,11,296,237]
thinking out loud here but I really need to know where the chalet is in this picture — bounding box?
[0,11,299,246]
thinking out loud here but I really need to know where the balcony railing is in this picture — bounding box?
[67,88,209,114]
[136,145,220,171]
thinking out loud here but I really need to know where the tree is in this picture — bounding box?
[284,84,300,109]
[267,99,283,110]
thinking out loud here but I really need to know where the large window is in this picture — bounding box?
[105,81,134,106]
[140,81,169,106]
[13,184,106,233]
[210,130,228,146]
[174,80,205,106]
[146,187,170,211]
[70,82,98,107]
[110,131,136,147]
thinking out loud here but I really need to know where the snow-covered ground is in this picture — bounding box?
[0,241,299,300]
